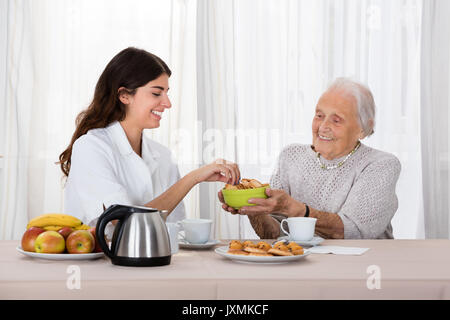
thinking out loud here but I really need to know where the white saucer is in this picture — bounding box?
[277,236,324,247]
[179,239,220,250]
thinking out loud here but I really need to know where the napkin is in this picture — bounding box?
[308,245,369,255]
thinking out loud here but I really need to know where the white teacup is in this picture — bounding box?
[165,222,179,254]
[281,217,317,241]
[178,219,212,244]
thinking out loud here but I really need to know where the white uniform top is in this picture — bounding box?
[64,121,186,226]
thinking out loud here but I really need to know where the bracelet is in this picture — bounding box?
[304,204,310,217]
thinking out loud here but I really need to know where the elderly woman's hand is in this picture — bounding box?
[218,190,239,214]
[238,188,291,217]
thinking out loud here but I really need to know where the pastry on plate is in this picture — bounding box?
[227,249,249,255]
[244,246,269,254]
[267,248,294,256]
[256,241,272,251]
[248,252,273,256]
[227,239,304,257]
[242,240,257,248]
[229,240,244,250]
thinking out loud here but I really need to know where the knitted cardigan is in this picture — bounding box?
[270,143,401,239]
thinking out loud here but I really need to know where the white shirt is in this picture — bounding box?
[64,121,186,226]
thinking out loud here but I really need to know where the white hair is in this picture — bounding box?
[326,77,376,137]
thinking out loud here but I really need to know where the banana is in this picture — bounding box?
[27,214,82,230]
[74,224,91,230]
[42,224,91,231]
[43,225,65,231]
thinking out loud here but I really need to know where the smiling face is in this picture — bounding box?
[312,89,364,160]
[119,73,171,130]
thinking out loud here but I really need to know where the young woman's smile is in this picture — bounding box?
[120,73,172,130]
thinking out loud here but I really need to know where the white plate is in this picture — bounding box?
[16,246,105,261]
[215,246,310,264]
[179,239,220,249]
[277,236,324,247]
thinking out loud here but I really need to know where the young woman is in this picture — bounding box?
[59,47,240,226]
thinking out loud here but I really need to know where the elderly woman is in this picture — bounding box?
[219,78,401,239]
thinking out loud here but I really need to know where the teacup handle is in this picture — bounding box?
[280,219,290,237]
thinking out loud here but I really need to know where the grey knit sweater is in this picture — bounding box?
[270,143,401,239]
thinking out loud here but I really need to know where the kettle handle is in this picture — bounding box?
[95,204,131,259]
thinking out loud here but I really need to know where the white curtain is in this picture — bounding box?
[198,0,424,239]
[0,0,198,240]
[197,0,250,239]
[0,0,33,240]
[0,0,431,240]
[421,0,450,239]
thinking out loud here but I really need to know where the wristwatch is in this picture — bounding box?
[304,204,310,217]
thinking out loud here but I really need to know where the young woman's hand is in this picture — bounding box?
[193,159,241,185]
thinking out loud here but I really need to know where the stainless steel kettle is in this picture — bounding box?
[96,204,171,267]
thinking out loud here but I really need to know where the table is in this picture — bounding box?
[1,239,450,299]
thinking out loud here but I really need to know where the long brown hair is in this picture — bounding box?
[58,47,171,177]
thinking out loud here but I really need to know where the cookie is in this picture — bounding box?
[229,240,243,250]
[242,240,257,248]
[223,178,268,191]
[244,247,268,254]
[273,240,286,247]
[249,179,263,188]
[287,242,299,249]
[256,241,272,251]
[268,248,294,256]
[248,252,273,256]
[273,243,289,252]
[240,179,251,188]
[291,248,304,255]
[227,249,249,255]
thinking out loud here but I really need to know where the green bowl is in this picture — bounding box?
[222,186,269,209]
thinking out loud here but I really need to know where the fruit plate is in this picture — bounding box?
[215,246,311,264]
[16,246,104,261]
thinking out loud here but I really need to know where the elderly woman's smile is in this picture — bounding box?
[318,134,333,141]
[312,88,364,160]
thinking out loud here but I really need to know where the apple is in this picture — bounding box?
[58,227,74,239]
[34,231,66,254]
[89,227,103,253]
[21,227,46,252]
[66,230,95,254]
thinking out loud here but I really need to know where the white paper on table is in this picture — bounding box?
[308,246,369,255]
